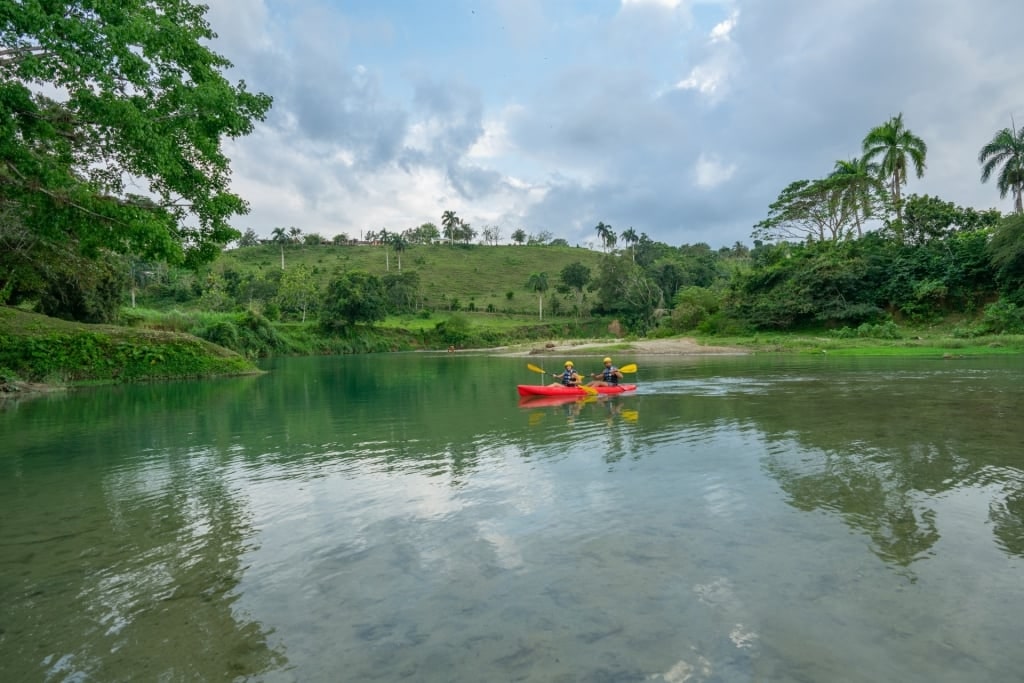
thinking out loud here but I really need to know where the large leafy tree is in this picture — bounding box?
[753,178,858,243]
[829,157,885,237]
[979,123,1024,215]
[320,271,387,330]
[862,113,927,222]
[558,261,591,317]
[0,1,272,295]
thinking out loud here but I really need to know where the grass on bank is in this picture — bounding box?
[0,306,259,386]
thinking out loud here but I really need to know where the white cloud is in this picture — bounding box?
[694,153,736,189]
[709,9,739,42]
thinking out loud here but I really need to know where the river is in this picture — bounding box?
[2,353,1022,682]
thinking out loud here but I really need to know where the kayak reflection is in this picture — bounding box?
[518,394,638,424]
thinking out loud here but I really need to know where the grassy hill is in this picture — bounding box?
[217,243,607,315]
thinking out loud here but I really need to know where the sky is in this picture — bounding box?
[204,0,1024,249]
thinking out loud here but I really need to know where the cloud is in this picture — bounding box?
[694,153,737,189]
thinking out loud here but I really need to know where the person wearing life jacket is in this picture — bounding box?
[548,360,581,387]
[588,357,623,387]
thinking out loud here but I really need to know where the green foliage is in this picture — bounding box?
[435,314,471,345]
[276,263,319,321]
[862,113,928,221]
[668,286,722,331]
[0,327,254,383]
[753,178,860,243]
[988,213,1024,302]
[0,0,272,270]
[954,299,1024,337]
[978,125,1024,214]
[320,270,387,330]
[830,321,901,340]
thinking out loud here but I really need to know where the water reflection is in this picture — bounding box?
[1,386,287,681]
[3,354,1024,681]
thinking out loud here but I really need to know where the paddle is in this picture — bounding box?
[526,363,597,395]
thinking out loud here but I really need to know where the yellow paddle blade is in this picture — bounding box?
[619,363,637,374]
[579,384,598,395]
[527,363,548,374]
[621,409,639,422]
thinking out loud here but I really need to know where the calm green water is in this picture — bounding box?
[2,353,1023,682]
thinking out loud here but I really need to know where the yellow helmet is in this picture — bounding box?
[603,357,612,363]
[564,361,574,367]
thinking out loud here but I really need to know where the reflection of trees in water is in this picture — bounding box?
[619,366,1024,565]
[990,481,1024,558]
[763,446,941,568]
[1,400,287,680]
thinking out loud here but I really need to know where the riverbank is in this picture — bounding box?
[0,307,262,400]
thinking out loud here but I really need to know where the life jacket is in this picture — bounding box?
[603,366,620,384]
[559,369,577,386]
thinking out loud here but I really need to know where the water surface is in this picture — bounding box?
[2,353,1022,681]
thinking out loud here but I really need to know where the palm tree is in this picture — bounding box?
[621,227,638,261]
[862,113,927,222]
[594,222,615,253]
[379,228,390,271]
[829,156,884,237]
[441,210,459,246]
[288,226,302,244]
[390,233,408,271]
[526,272,549,320]
[271,226,289,269]
[979,122,1024,215]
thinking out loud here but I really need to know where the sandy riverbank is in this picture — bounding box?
[492,336,750,357]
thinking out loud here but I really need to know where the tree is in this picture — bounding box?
[559,262,591,318]
[441,210,459,246]
[390,233,408,271]
[511,229,527,245]
[320,271,387,330]
[595,222,616,252]
[410,222,439,244]
[270,224,290,266]
[988,213,1024,302]
[753,178,858,243]
[457,221,476,244]
[830,157,885,237]
[288,226,302,244]
[382,271,420,313]
[379,228,391,271]
[979,123,1024,215]
[237,229,260,248]
[276,264,319,322]
[481,224,503,245]
[862,113,927,222]
[621,227,639,261]
[0,0,271,317]
[526,272,549,320]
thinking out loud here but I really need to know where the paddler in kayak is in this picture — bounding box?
[587,357,623,387]
[548,360,582,387]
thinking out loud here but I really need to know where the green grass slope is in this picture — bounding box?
[0,306,259,386]
[218,243,606,313]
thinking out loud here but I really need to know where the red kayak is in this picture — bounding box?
[517,383,637,397]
